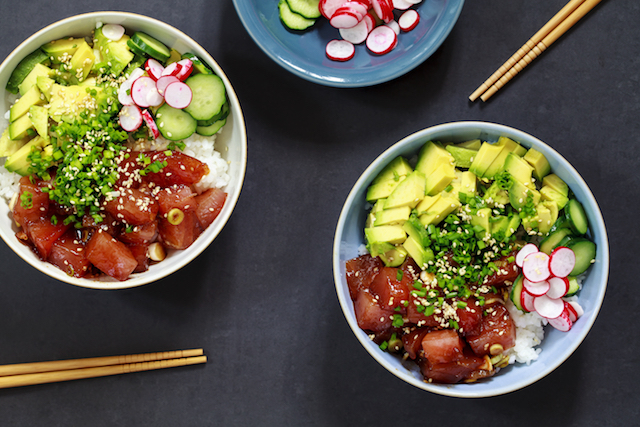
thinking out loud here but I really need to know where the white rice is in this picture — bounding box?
[505,299,546,365]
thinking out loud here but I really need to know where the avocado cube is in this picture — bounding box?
[445,145,477,169]
[425,163,456,196]
[8,114,34,140]
[18,63,54,96]
[95,28,134,75]
[384,171,426,210]
[415,141,455,177]
[4,136,47,175]
[506,215,522,238]
[490,215,511,240]
[374,206,411,227]
[36,75,55,101]
[503,152,534,187]
[542,200,559,227]
[402,235,434,269]
[455,139,482,150]
[497,136,527,156]
[418,196,461,226]
[9,85,44,122]
[535,203,553,234]
[415,194,440,216]
[540,185,569,210]
[0,128,27,157]
[371,156,413,185]
[470,207,492,240]
[469,142,503,178]
[542,174,569,196]
[378,245,408,267]
[68,41,96,82]
[366,178,403,203]
[483,181,509,206]
[364,225,407,246]
[365,199,386,228]
[48,84,102,122]
[41,37,83,63]
[509,179,541,211]
[524,148,551,181]
[458,171,477,200]
[29,105,49,140]
[402,215,430,247]
[483,137,526,178]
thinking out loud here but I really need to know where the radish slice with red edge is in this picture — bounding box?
[164,82,193,109]
[339,19,370,44]
[547,276,569,299]
[341,1,369,18]
[141,109,160,139]
[156,75,180,96]
[366,25,397,55]
[523,278,549,296]
[549,246,576,278]
[174,59,194,81]
[363,12,376,33]
[398,9,420,32]
[330,10,361,29]
[386,20,400,36]
[118,68,145,106]
[533,294,565,319]
[119,104,143,132]
[130,76,158,108]
[101,24,125,41]
[320,0,348,19]
[162,62,182,78]
[144,59,164,81]
[372,0,394,23]
[521,288,536,313]
[516,243,538,268]
[146,85,164,107]
[547,309,573,331]
[568,300,584,318]
[392,0,414,10]
[326,39,355,61]
[522,251,551,282]
[564,301,579,322]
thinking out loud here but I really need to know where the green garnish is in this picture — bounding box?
[20,191,33,209]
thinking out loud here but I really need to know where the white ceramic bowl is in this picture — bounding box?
[0,12,247,289]
[333,122,609,397]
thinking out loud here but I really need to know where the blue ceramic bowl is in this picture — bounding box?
[233,0,465,87]
[333,122,609,397]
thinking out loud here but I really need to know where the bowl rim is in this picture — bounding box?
[332,121,609,397]
[0,11,247,290]
[232,0,465,88]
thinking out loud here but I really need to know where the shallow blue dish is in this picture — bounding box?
[233,0,465,87]
[333,122,609,397]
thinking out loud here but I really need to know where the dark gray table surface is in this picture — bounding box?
[0,0,636,425]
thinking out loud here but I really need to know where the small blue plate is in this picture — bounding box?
[233,0,465,87]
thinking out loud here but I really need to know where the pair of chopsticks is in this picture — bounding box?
[469,0,602,102]
[0,348,206,389]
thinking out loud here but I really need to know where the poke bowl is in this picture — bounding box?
[333,122,608,397]
[0,12,247,289]
[232,0,465,87]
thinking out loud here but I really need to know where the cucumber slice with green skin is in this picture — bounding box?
[286,0,322,19]
[279,0,317,31]
[566,238,596,275]
[566,198,589,235]
[183,74,226,122]
[540,227,573,254]
[510,274,525,311]
[566,276,580,296]
[155,104,197,141]
[181,53,213,75]
[6,48,49,94]
[129,32,171,62]
[196,118,226,137]
[197,101,229,126]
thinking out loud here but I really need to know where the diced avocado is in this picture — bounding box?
[41,37,83,63]
[0,128,27,157]
[4,136,47,175]
[415,141,455,178]
[368,241,394,258]
[402,214,430,247]
[499,136,527,157]
[506,215,522,238]
[542,174,569,196]
[8,114,34,140]
[415,194,440,216]
[36,75,55,101]
[425,163,456,196]
[483,136,526,178]
[377,245,408,267]
[166,49,182,65]
[6,48,49,94]
[365,225,407,246]
[471,207,492,239]
[529,203,553,234]
[29,105,49,140]
[543,200,559,227]
[94,27,134,75]
[540,185,569,210]
[483,180,509,206]
[458,171,477,200]
[9,85,44,122]
[365,199,386,228]
[469,141,503,178]
[455,139,482,150]
[374,206,411,226]
[366,177,404,203]
[524,148,551,181]
[68,41,95,82]
[48,83,102,122]
[509,179,541,211]
[402,235,434,269]
[490,215,511,241]
[18,63,54,96]
[503,152,534,187]
[445,145,477,169]
[371,156,413,185]
[418,196,461,226]
[384,171,426,210]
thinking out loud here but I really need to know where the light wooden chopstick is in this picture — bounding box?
[469,0,602,102]
[0,348,206,389]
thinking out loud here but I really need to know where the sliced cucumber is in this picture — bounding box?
[286,0,321,19]
[566,276,580,296]
[278,0,317,31]
[128,32,171,62]
[510,274,525,311]
[155,104,197,141]
[566,238,596,275]
[197,101,229,126]
[566,198,589,235]
[196,118,226,137]
[184,74,226,122]
[540,227,573,254]
[181,53,213,75]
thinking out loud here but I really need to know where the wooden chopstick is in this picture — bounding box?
[469,0,602,102]
[0,349,206,389]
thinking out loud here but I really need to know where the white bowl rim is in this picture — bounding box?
[332,121,609,397]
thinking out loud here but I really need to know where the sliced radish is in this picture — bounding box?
[386,20,400,36]
[326,39,355,61]
[118,68,145,106]
[366,25,397,55]
[521,288,536,313]
[392,0,414,10]
[101,24,125,41]
[146,85,164,107]
[547,276,569,299]
[141,109,160,139]
[174,58,194,81]
[341,1,369,18]
[164,82,193,109]
[363,12,376,33]
[320,0,349,19]
[568,300,584,319]
[156,75,180,96]
[144,59,165,81]
[372,0,394,23]
[398,9,420,32]
[522,251,551,283]
[564,301,579,322]
[547,309,573,332]
[130,76,157,108]
[533,295,565,319]
[330,10,361,29]
[549,246,576,278]
[119,104,143,132]
[162,62,182,78]
[523,278,550,296]
[404,0,423,3]
[339,19,370,44]
[515,243,538,268]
